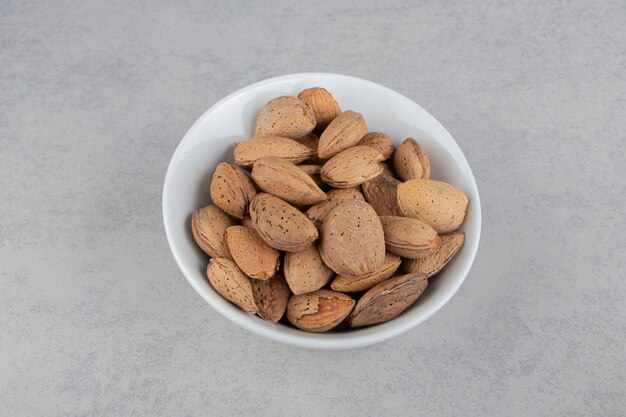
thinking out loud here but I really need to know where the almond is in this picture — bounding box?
[251,157,327,206]
[284,243,334,295]
[380,216,440,259]
[305,187,365,228]
[404,232,464,278]
[241,215,256,230]
[207,258,257,313]
[250,273,290,323]
[319,199,385,276]
[225,226,280,280]
[318,110,368,158]
[253,96,316,139]
[358,132,395,160]
[393,138,431,181]
[286,289,355,332]
[233,136,315,167]
[191,205,234,259]
[349,273,428,327]
[397,179,469,233]
[210,162,256,219]
[293,133,326,164]
[298,87,342,131]
[361,174,403,217]
[320,146,384,188]
[330,252,401,292]
[379,163,396,178]
[249,193,318,252]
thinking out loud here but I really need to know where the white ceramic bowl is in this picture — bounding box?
[163,73,481,349]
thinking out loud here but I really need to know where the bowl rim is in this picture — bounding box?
[162,72,482,349]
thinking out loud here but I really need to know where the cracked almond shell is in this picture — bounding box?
[286,289,355,332]
[251,273,290,323]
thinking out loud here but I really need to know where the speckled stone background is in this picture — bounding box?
[1,0,625,416]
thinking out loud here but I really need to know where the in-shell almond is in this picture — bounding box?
[379,163,396,178]
[330,252,401,292]
[358,132,395,160]
[298,87,342,131]
[207,258,257,313]
[286,289,355,332]
[191,205,234,259]
[394,138,431,181]
[380,215,440,259]
[320,146,384,188]
[404,232,464,278]
[233,137,315,167]
[318,110,368,158]
[397,179,468,233]
[350,273,428,327]
[210,162,256,219]
[251,274,290,323]
[249,193,318,252]
[319,199,386,276]
[253,96,316,139]
[305,187,365,228]
[284,244,334,295]
[225,225,280,280]
[361,174,403,217]
[241,215,255,230]
[251,157,327,206]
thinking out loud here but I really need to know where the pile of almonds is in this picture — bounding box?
[191,87,468,332]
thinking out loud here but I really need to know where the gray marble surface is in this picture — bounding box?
[1,1,625,416]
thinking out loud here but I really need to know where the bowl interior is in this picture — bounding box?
[163,73,481,349]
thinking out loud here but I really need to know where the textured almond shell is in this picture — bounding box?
[241,215,256,230]
[249,193,319,252]
[404,232,465,278]
[210,163,257,219]
[350,273,428,327]
[305,187,365,228]
[380,216,441,259]
[284,244,334,295]
[319,199,386,276]
[361,174,403,217]
[379,163,396,178]
[393,138,431,181]
[207,258,257,313]
[253,96,316,139]
[225,226,280,280]
[330,252,401,292]
[318,110,368,159]
[251,157,327,205]
[358,132,395,160]
[397,179,469,233]
[286,289,355,332]
[191,205,234,259]
[320,146,384,188]
[250,274,290,323]
[297,87,341,130]
[233,137,315,167]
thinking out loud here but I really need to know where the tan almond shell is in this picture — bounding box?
[207,258,257,313]
[318,110,368,159]
[404,232,465,278]
[191,205,234,259]
[297,87,342,131]
[320,146,384,188]
[241,215,255,230]
[233,136,315,167]
[361,174,403,217]
[249,193,319,252]
[210,162,257,219]
[379,215,441,259]
[297,164,325,189]
[393,138,431,181]
[330,252,401,292]
[358,132,395,160]
[253,96,316,139]
[293,133,326,165]
[349,273,428,327]
[250,273,291,323]
[286,289,355,332]
[284,243,335,295]
[305,187,365,228]
[251,157,327,206]
[379,163,396,178]
[319,199,386,276]
[225,226,280,280]
[397,179,469,233]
